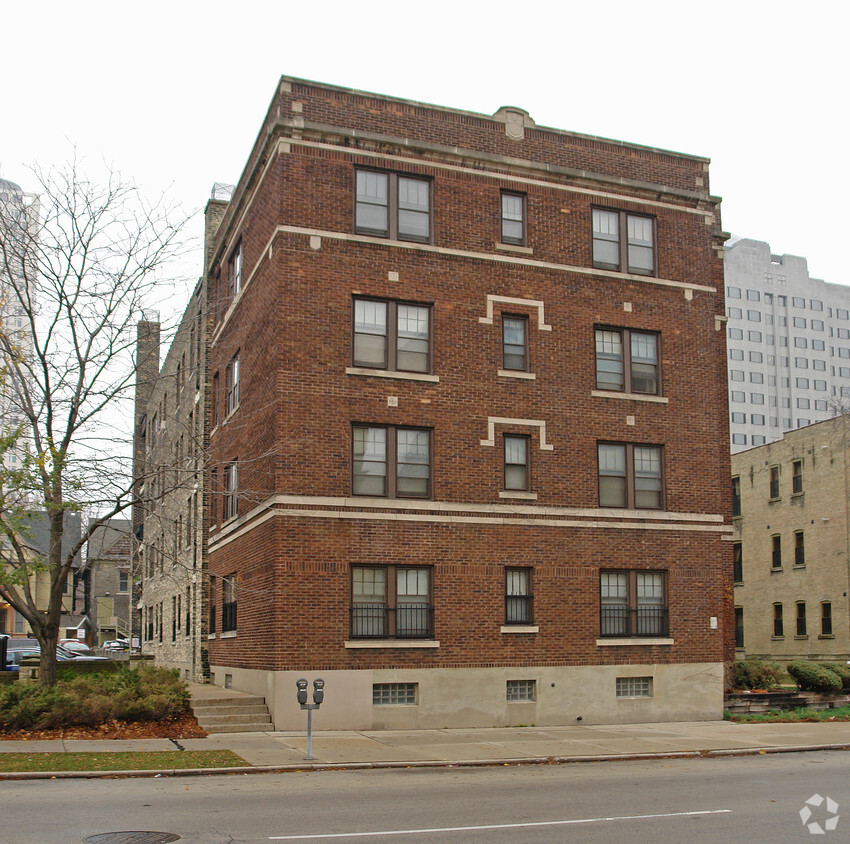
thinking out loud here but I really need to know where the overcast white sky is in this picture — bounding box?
[2,0,846,299]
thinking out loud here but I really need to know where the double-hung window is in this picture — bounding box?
[598,443,663,509]
[505,568,533,624]
[600,571,667,637]
[504,435,530,491]
[350,566,432,639]
[352,425,431,498]
[595,327,660,394]
[592,208,655,276]
[353,298,431,373]
[225,352,240,415]
[502,315,528,371]
[228,240,242,299]
[355,169,431,242]
[222,575,237,633]
[224,461,238,521]
[500,191,526,245]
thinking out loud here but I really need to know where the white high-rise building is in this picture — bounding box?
[0,177,39,470]
[725,238,850,452]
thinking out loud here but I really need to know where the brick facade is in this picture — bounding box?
[202,77,732,728]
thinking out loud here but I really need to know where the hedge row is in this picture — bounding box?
[732,658,850,692]
[0,665,189,730]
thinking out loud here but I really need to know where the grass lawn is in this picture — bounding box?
[0,750,247,773]
[727,704,850,723]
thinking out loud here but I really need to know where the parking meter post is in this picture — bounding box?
[305,707,315,760]
[297,677,323,761]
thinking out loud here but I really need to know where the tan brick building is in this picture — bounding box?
[196,76,733,729]
[133,283,209,681]
[732,415,850,660]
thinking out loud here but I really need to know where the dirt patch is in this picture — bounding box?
[0,712,207,741]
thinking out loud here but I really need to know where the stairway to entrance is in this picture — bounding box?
[189,683,273,733]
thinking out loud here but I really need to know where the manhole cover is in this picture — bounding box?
[84,834,180,844]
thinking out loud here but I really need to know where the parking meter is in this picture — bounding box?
[296,678,308,705]
[313,678,325,705]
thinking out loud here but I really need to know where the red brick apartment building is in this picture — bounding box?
[203,76,733,729]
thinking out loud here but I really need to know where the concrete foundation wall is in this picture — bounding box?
[210,662,724,730]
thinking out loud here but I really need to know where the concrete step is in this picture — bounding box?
[192,703,270,718]
[189,688,273,733]
[197,712,273,726]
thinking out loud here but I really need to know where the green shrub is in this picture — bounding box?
[787,661,842,692]
[731,658,783,690]
[818,663,850,691]
[0,665,190,730]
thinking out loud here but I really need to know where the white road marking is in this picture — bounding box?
[269,808,732,839]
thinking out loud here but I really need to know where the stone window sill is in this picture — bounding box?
[591,390,669,405]
[497,370,536,380]
[345,367,439,383]
[818,635,835,640]
[501,625,539,634]
[495,242,533,255]
[221,631,237,639]
[344,640,439,649]
[596,637,674,646]
[499,491,538,500]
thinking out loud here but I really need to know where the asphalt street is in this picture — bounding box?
[5,749,848,843]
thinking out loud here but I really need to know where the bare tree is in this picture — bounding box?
[0,159,190,686]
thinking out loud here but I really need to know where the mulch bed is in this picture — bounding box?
[0,712,207,741]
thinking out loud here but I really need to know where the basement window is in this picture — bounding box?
[372,683,417,706]
[616,676,652,698]
[506,679,536,702]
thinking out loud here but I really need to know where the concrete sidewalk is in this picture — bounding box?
[2,720,850,777]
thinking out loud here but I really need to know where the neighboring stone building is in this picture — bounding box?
[724,238,850,453]
[731,415,850,660]
[132,278,209,681]
[86,518,133,645]
[198,76,732,730]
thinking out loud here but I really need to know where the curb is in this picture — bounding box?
[1,743,848,781]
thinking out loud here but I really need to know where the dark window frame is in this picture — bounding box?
[503,434,531,492]
[735,606,744,648]
[796,601,807,637]
[354,168,432,243]
[599,570,668,638]
[597,442,664,510]
[352,297,433,374]
[228,239,243,300]
[222,574,237,633]
[591,207,657,276]
[500,190,527,246]
[769,465,780,499]
[351,424,432,499]
[792,459,803,494]
[733,542,743,583]
[821,602,833,636]
[350,565,433,639]
[773,603,784,637]
[501,314,529,372]
[225,351,240,416]
[224,461,238,522]
[732,476,741,517]
[505,567,533,625]
[794,530,805,566]
[771,534,782,569]
[595,326,661,395]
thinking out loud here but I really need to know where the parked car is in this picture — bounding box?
[59,639,96,656]
[4,642,108,671]
[102,639,129,651]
